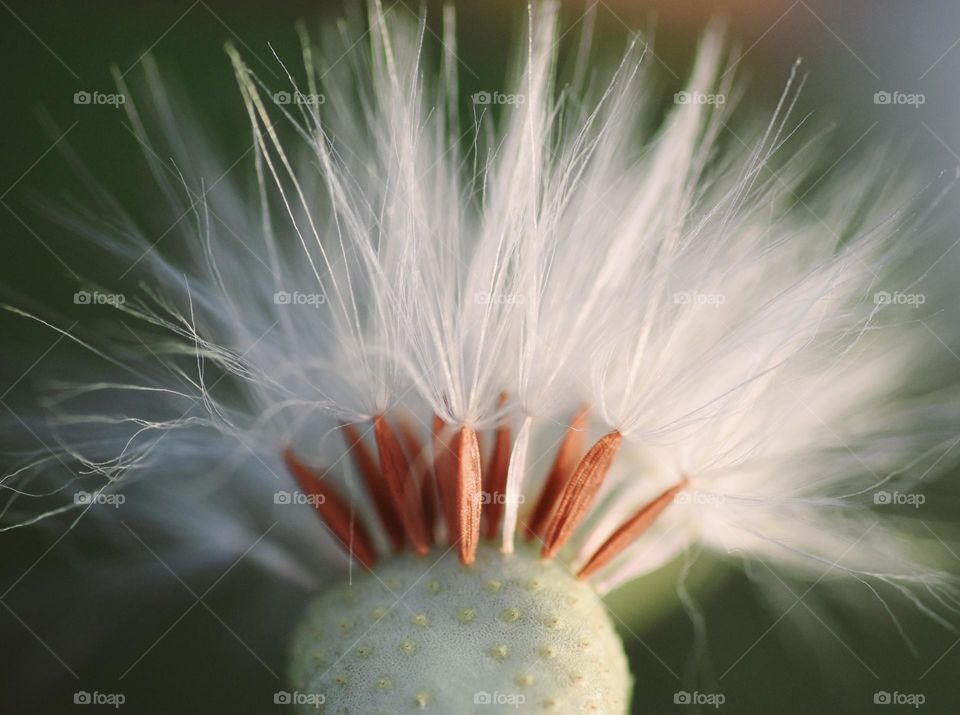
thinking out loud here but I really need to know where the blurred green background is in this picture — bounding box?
[2,1,959,713]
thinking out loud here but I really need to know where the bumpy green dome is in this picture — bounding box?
[288,542,632,714]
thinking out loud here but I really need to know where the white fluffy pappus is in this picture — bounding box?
[3,0,959,682]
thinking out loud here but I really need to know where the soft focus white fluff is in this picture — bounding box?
[4,0,959,658]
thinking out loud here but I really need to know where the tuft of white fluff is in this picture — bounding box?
[3,0,959,666]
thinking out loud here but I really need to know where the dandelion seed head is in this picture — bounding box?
[3,2,959,711]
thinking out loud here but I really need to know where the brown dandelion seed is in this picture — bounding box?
[374,415,431,555]
[432,414,459,542]
[341,423,405,551]
[541,430,622,558]
[283,449,377,568]
[455,427,483,564]
[577,478,688,579]
[396,417,437,545]
[483,394,512,539]
[525,405,588,540]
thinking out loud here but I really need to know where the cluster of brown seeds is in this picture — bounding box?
[284,405,685,580]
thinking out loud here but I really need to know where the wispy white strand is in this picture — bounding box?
[501,415,533,554]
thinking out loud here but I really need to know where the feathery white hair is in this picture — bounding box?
[4,1,958,659]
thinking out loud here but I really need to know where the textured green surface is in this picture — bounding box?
[288,543,631,714]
